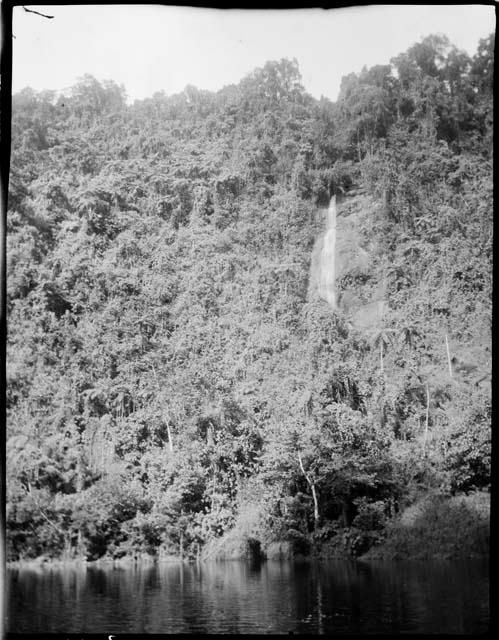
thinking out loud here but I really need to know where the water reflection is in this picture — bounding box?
[6,558,489,634]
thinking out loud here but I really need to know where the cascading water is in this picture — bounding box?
[309,190,386,327]
[317,195,337,309]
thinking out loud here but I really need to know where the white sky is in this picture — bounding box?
[11,4,496,103]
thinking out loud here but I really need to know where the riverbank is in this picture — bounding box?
[361,491,490,561]
[7,553,186,571]
[199,490,490,563]
[7,491,489,570]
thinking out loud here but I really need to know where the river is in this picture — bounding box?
[5,558,489,634]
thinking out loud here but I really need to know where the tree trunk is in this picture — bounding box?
[445,333,453,379]
[422,383,430,457]
[298,450,319,529]
[77,530,83,557]
[310,483,319,527]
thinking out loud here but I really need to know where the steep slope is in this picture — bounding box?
[6,37,492,562]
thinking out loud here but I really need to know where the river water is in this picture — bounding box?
[6,558,489,634]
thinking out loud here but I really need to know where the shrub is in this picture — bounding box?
[352,498,386,531]
[379,491,489,558]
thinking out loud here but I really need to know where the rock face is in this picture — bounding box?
[309,190,385,330]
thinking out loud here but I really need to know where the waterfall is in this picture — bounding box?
[318,195,337,309]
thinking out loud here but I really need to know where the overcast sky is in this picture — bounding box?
[12,4,495,103]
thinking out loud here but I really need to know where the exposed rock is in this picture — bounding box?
[309,191,386,330]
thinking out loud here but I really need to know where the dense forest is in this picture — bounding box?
[6,33,492,563]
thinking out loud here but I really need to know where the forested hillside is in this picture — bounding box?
[6,34,493,562]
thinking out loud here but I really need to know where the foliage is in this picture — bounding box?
[371,491,490,559]
[6,34,492,561]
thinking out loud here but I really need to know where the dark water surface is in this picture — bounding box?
[6,558,489,634]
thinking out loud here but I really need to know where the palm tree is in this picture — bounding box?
[373,328,395,373]
[399,323,421,349]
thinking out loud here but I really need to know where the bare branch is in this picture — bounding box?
[22,6,54,19]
